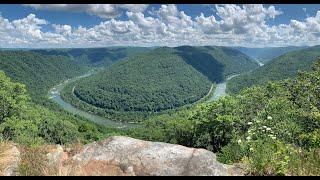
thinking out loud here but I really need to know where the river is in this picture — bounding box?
[48,70,239,128]
[207,74,240,102]
[48,70,139,129]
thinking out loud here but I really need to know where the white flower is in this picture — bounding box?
[246,136,251,141]
[262,126,267,129]
[266,128,271,131]
[249,147,254,151]
[271,136,276,140]
[267,116,273,120]
[256,120,261,123]
[247,122,253,125]
[237,139,242,144]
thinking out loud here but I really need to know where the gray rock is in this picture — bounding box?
[71,136,243,176]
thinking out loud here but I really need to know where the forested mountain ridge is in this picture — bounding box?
[0,51,87,105]
[128,60,320,176]
[31,47,152,67]
[233,46,307,64]
[227,45,320,94]
[174,46,259,82]
[60,46,258,122]
[61,47,213,122]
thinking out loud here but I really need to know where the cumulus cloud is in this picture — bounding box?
[1,4,320,48]
[25,4,149,19]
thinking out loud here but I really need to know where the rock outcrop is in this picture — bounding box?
[65,136,242,176]
[0,143,20,176]
[1,136,244,176]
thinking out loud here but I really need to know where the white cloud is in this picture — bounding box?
[1,4,320,48]
[25,4,149,19]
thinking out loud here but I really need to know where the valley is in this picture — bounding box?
[1,4,320,176]
[48,70,139,128]
[58,46,258,122]
[1,45,319,176]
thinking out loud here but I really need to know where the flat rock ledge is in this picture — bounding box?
[2,136,244,176]
[69,136,243,176]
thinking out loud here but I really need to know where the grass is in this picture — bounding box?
[18,142,84,176]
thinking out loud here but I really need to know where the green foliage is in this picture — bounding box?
[61,47,213,122]
[0,71,110,146]
[32,47,152,67]
[61,46,258,122]
[0,71,28,124]
[0,50,87,106]
[234,46,307,64]
[128,60,320,175]
[228,45,320,94]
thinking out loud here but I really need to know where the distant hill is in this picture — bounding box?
[233,46,308,64]
[60,46,258,122]
[31,47,152,67]
[0,50,87,105]
[227,45,320,94]
[174,46,259,82]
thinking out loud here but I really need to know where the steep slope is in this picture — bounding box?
[61,47,213,122]
[61,46,258,122]
[0,51,87,105]
[174,46,259,82]
[234,46,307,64]
[227,45,320,94]
[31,47,152,67]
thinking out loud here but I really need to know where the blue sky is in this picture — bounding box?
[0,4,320,48]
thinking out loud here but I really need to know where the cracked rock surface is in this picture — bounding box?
[69,136,243,176]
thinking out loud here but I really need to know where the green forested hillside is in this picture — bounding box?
[175,46,259,82]
[61,47,213,121]
[129,60,320,175]
[0,71,109,145]
[31,47,151,67]
[60,46,258,122]
[0,51,87,105]
[227,45,320,94]
[234,46,307,64]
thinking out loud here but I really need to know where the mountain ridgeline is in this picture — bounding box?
[234,46,307,64]
[0,50,87,105]
[31,47,152,67]
[60,46,258,122]
[227,45,320,94]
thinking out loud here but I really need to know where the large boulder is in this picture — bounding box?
[69,136,243,176]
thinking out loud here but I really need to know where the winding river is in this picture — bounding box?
[48,70,239,128]
[48,70,138,129]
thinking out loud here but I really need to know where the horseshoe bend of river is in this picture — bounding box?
[48,70,239,129]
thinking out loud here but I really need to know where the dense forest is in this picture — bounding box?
[128,60,320,175]
[234,46,307,64]
[0,70,114,145]
[174,46,258,82]
[0,51,88,106]
[0,47,319,176]
[32,47,152,67]
[61,46,258,122]
[61,47,213,122]
[0,50,122,146]
[227,45,320,94]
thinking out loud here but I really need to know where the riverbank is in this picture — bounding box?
[207,74,240,102]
